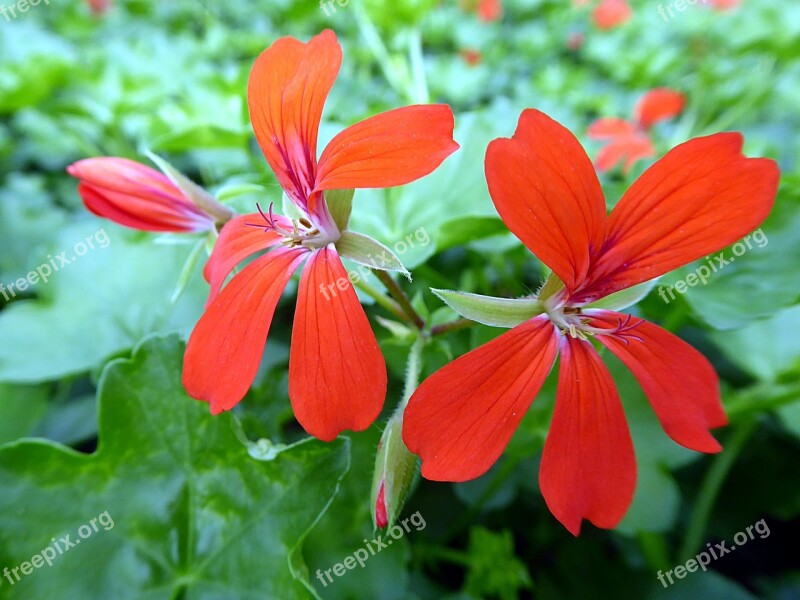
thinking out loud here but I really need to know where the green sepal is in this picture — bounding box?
[325,189,354,231]
[431,289,545,328]
[336,231,411,281]
[145,150,236,224]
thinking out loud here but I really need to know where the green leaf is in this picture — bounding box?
[431,289,544,328]
[336,231,411,281]
[678,200,800,330]
[215,183,268,203]
[711,305,800,381]
[463,527,533,600]
[326,189,354,231]
[435,216,508,252]
[0,335,350,599]
[0,222,209,383]
[348,109,516,269]
[0,383,49,445]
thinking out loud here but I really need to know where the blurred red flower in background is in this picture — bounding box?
[460,48,483,66]
[588,88,685,174]
[86,0,111,14]
[460,0,503,22]
[592,0,631,29]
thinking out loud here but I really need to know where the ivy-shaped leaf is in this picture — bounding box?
[0,335,350,600]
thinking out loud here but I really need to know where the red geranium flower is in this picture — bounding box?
[182,31,458,441]
[461,0,503,22]
[67,158,216,233]
[588,88,685,174]
[709,0,741,10]
[460,48,483,66]
[592,0,632,29]
[86,0,111,14]
[402,109,778,534]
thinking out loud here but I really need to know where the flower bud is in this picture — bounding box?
[67,157,218,233]
[370,410,419,529]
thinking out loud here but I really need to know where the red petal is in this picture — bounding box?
[68,158,212,232]
[203,212,294,304]
[402,316,559,481]
[578,133,780,301]
[183,247,306,414]
[587,117,638,140]
[591,310,726,452]
[635,88,685,129]
[620,135,656,174]
[539,336,636,536]
[485,109,607,292]
[314,105,459,193]
[592,0,632,29]
[594,135,655,173]
[477,0,503,21]
[289,247,387,441]
[247,30,341,208]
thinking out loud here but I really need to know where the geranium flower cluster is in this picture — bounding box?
[68,30,778,535]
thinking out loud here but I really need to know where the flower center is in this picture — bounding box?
[547,305,594,340]
[248,202,340,249]
[545,300,644,344]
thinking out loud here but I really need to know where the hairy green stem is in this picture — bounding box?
[373,270,425,330]
[430,317,474,337]
[353,277,408,324]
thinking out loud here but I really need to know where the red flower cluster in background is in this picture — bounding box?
[460,0,503,22]
[588,87,685,174]
[592,0,631,29]
[86,0,111,14]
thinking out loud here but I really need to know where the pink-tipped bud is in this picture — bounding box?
[67,157,217,233]
[370,411,419,529]
[375,481,389,529]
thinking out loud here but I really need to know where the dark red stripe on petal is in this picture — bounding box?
[591,310,726,453]
[539,336,636,536]
[289,246,387,441]
[314,104,459,196]
[402,315,559,482]
[485,109,607,292]
[247,30,342,209]
[577,132,779,302]
[183,246,306,414]
[204,213,294,305]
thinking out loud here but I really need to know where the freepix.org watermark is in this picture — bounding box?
[0,0,49,22]
[3,510,114,586]
[657,228,767,304]
[319,0,349,17]
[657,0,717,21]
[0,228,111,302]
[657,518,770,588]
[319,227,430,301]
[315,511,426,587]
